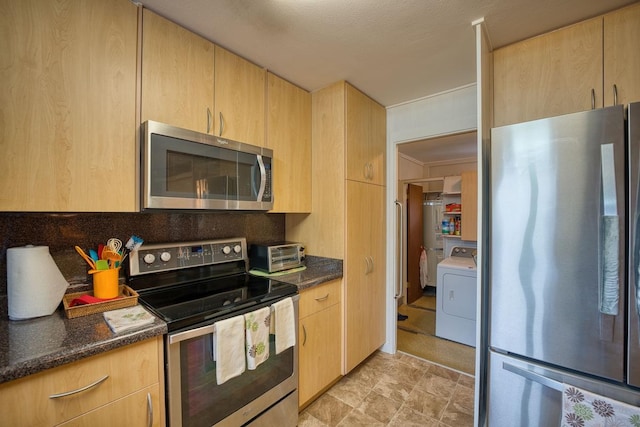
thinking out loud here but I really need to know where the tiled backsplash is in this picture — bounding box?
[0,212,285,295]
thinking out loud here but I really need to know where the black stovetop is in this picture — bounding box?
[131,271,297,333]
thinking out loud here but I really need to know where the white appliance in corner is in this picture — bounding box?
[485,103,640,425]
[435,246,477,347]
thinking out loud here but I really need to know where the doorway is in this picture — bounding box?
[395,132,477,375]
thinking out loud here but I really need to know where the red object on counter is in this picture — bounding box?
[69,294,119,307]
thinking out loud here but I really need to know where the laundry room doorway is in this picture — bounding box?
[395,133,477,375]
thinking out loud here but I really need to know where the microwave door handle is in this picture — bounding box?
[256,155,266,202]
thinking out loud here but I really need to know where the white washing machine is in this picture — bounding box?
[435,246,477,347]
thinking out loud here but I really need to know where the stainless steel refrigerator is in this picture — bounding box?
[486,103,640,425]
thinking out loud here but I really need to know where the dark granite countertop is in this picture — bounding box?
[0,255,341,386]
[268,255,343,291]
[0,297,167,385]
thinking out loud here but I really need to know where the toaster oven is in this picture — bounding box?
[249,242,305,273]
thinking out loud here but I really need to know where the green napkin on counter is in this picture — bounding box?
[249,266,306,277]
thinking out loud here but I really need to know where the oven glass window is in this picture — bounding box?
[179,333,293,427]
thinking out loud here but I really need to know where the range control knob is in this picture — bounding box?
[222,246,232,255]
[160,252,172,262]
[143,253,156,264]
[233,244,242,254]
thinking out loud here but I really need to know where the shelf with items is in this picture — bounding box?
[442,182,462,239]
[440,214,461,238]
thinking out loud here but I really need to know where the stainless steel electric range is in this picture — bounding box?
[127,238,299,427]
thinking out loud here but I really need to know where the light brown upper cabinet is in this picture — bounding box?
[142,12,267,148]
[493,17,603,127]
[604,2,640,107]
[266,73,312,213]
[141,9,215,134]
[494,3,640,127]
[214,47,266,147]
[346,84,386,185]
[0,0,138,212]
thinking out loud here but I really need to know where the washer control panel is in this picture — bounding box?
[449,247,476,259]
[129,238,247,276]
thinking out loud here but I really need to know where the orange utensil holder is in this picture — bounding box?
[92,268,120,299]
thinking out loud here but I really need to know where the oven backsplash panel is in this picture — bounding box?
[0,212,285,296]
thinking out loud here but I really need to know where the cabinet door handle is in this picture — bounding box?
[219,112,225,136]
[369,256,374,273]
[207,108,212,134]
[364,257,372,274]
[314,293,329,302]
[591,88,596,110]
[48,375,109,399]
[302,324,307,346]
[613,84,618,106]
[147,392,153,427]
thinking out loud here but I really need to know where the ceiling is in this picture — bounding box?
[138,0,635,163]
[399,131,477,164]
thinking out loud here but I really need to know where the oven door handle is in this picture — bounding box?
[169,323,217,345]
[168,295,299,345]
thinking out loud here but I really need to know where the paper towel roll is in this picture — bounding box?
[7,245,69,320]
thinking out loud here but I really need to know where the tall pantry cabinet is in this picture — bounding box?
[286,81,386,374]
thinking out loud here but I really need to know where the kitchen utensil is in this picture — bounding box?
[89,249,99,262]
[121,235,144,263]
[101,248,122,268]
[75,246,96,270]
[95,260,109,270]
[107,238,122,255]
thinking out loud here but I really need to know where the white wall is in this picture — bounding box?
[388,84,477,144]
[383,83,478,354]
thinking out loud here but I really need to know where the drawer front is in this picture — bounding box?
[299,279,341,319]
[58,384,163,427]
[0,337,161,426]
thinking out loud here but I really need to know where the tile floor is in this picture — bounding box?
[298,350,475,426]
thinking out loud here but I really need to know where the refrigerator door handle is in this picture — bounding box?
[395,200,403,299]
[502,362,563,392]
[600,143,620,316]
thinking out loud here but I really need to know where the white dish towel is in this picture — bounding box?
[419,248,428,289]
[214,315,246,385]
[244,306,271,370]
[562,384,640,427]
[271,297,296,354]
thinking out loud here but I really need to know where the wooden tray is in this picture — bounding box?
[63,285,139,319]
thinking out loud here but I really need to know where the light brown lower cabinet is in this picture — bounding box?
[0,337,164,426]
[298,279,343,409]
[58,385,161,427]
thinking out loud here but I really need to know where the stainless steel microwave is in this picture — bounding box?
[141,121,273,211]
